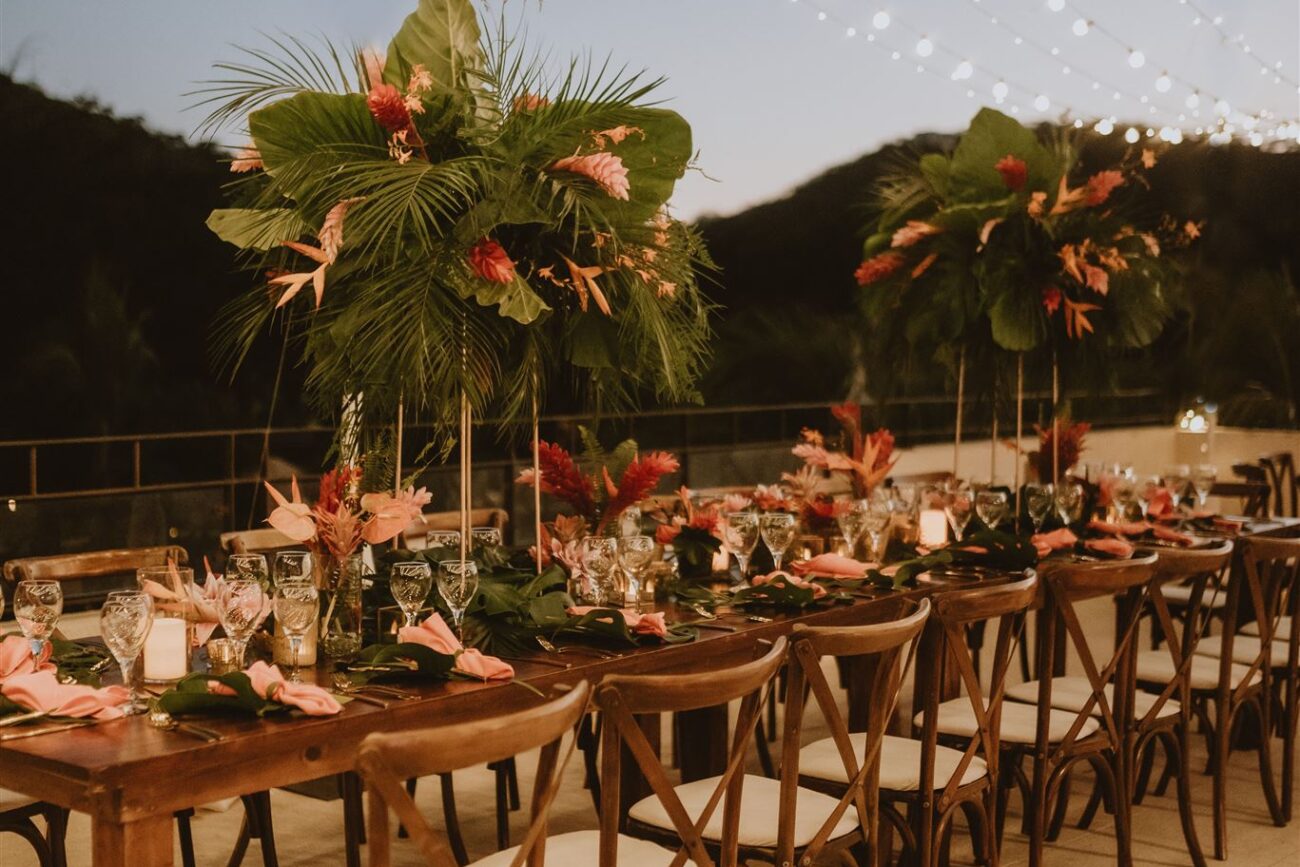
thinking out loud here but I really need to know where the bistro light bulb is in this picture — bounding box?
[1096,118,1114,134]
[1072,18,1090,36]
[873,11,891,29]
[1124,127,1141,143]
[1155,73,1172,92]
[1034,94,1050,111]
[1214,99,1231,116]
[1047,0,1065,10]
[952,60,973,80]
[992,80,1009,100]
[915,37,933,57]
[1128,49,1146,68]
[1185,91,1200,109]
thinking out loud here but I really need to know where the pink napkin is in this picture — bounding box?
[1087,519,1150,537]
[752,570,828,598]
[1,670,128,720]
[1151,524,1195,547]
[1146,489,1175,519]
[1085,538,1135,559]
[790,553,876,579]
[1212,517,1246,535]
[565,606,669,639]
[398,614,514,681]
[1031,528,1079,558]
[0,635,56,680]
[211,661,341,715]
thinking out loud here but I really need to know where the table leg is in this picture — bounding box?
[677,705,729,781]
[618,712,661,820]
[92,813,173,867]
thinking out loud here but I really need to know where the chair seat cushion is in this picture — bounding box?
[627,774,858,850]
[923,697,1100,745]
[1136,649,1262,691]
[1005,677,1179,719]
[1194,635,1292,668]
[0,788,38,813]
[799,733,987,791]
[1160,583,1228,609]
[1238,616,1294,639]
[471,830,675,867]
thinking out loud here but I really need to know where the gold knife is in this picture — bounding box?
[0,720,96,741]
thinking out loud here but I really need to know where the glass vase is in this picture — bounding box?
[319,553,363,661]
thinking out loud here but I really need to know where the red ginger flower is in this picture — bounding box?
[469,238,516,283]
[517,442,597,520]
[854,251,905,286]
[995,154,1028,191]
[598,451,680,533]
[316,466,361,514]
[367,83,413,133]
[549,152,630,200]
[1085,170,1125,207]
[1031,420,1090,482]
[1042,286,1063,315]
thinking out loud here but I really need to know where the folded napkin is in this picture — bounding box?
[1,670,129,720]
[210,661,341,716]
[1212,516,1246,534]
[1150,524,1195,547]
[565,606,669,639]
[0,635,56,680]
[1087,519,1150,537]
[1031,528,1079,558]
[752,570,828,598]
[789,553,876,579]
[1084,538,1135,559]
[1145,489,1175,519]
[398,614,514,681]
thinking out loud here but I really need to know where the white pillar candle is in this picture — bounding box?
[143,617,189,682]
[919,509,949,548]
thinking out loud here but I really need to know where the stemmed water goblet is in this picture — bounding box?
[943,486,975,542]
[218,579,270,668]
[1162,465,1190,509]
[723,512,760,581]
[14,580,63,657]
[1193,465,1218,508]
[225,553,269,586]
[759,512,797,571]
[471,527,502,549]
[273,579,317,681]
[390,561,433,628]
[426,530,462,553]
[1137,474,1163,518]
[617,535,656,610]
[835,502,868,558]
[862,494,893,559]
[1054,483,1085,526]
[1025,483,1055,532]
[100,593,154,714]
[272,551,312,587]
[975,490,1009,530]
[437,560,480,640]
[579,537,618,606]
[1112,471,1138,520]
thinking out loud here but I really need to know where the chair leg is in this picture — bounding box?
[44,806,69,867]
[341,773,363,867]
[578,712,602,811]
[1165,730,1208,867]
[494,761,511,850]
[174,808,197,867]
[0,814,54,867]
[398,778,417,839]
[1282,678,1297,822]
[1046,767,1071,841]
[1076,775,1104,830]
[505,757,521,811]
[225,804,252,867]
[252,790,280,867]
[1212,704,1230,860]
[439,773,470,866]
[1251,698,1285,826]
[1131,738,1158,805]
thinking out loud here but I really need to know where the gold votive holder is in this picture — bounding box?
[375,604,436,640]
[206,639,241,675]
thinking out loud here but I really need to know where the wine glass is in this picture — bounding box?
[862,497,893,559]
[100,593,154,715]
[426,530,462,552]
[1162,465,1190,507]
[1025,483,1055,532]
[390,561,433,628]
[224,554,269,586]
[724,512,760,580]
[273,579,318,682]
[471,527,502,549]
[436,560,479,640]
[976,490,1009,530]
[580,537,619,606]
[617,535,656,610]
[1054,483,1085,526]
[835,503,868,557]
[1137,475,1163,518]
[14,580,62,657]
[1193,465,1218,508]
[1112,472,1138,520]
[759,512,798,571]
[272,551,312,587]
[943,487,975,542]
[218,579,270,668]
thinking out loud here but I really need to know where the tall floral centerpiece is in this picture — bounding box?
[792,403,897,499]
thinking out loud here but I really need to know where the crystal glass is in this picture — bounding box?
[835,503,868,557]
[272,551,312,586]
[617,506,643,538]
[390,561,433,628]
[14,580,62,657]
[320,554,364,661]
[862,497,893,559]
[471,526,502,549]
[1137,474,1163,518]
[759,512,798,571]
[889,484,918,514]
[1162,465,1190,506]
[436,560,480,640]
[218,579,270,668]
[1025,483,1055,532]
[943,487,975,542]
[273,579,318,681]
[617,535,656,610]
[224,553,269,586]
[723,512,760,580]
[579,537,618,606]
[135,566,194,682]
[426,530,462,552]
[1193,465,1217,507]
[1112,472,1138,520]
[100,594,154,714]
[975,490,1009,530]
[1054,483,1085,526]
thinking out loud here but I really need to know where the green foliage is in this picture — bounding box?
[159,671,292,717]
[732,574,820,609]
[346,642,456,683]
[383,0,483,94]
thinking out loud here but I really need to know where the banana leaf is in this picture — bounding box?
[345,642,456,684]
[157,671,290,718]
[732,574,820,609]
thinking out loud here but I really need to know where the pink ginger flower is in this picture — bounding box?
[549,152,631,201]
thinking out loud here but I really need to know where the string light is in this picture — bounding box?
[915,36,934,57]
[872,10,890,29]
[1071,18,1090,36]
[1128,49,1146,68]
[1155,72,1172,93]
[1165,0,1300,90]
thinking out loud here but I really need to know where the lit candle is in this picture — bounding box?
[273,620,317,667]
[143,617,189,682]
[919,509,949,548]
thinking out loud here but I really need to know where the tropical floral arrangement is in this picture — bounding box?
[649,487,724,577]
[264,470,431,561]
[1026,417,1090,483]
[856,108,1199,368]
[792,403,897,498]
[202,0,713,454]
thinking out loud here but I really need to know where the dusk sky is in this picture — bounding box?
[3,0,1296,219]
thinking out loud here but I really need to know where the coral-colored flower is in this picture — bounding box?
[854,252,905,286]
[1042,286,1062,315]
[230,146,262,173]
[549,152,631,201]
[654,523,682,545]
[516,442,597,520]
[316,467,361,514]
[360,486,433,545]
[753,484,788,511]
[1027,191,1048,219]
[995,154,1028,191]
[1050,175,1089,216]
[264,477,317,543]
[1139,232,1160,256]
[1030,420,1090,483]
[912,252,938,279]
[592,125,644,147]
[1141,149,1157,169]
[319,198,363,263]
[1082,263,1109,296]
[360,48,386,90]
[890,220,942,248]
[367,83,413,133]
[1058,244,1082,283]
[1184,221,1201,240]
[1085,170,1125,207]
[512,92,550,113]
[598,451,681,533]
[468,238,516,283]
[657,281,676,298]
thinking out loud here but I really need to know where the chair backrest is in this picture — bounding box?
[219,528,304,557]
[358,681,591,867]
[401,508,509,549]
[889,471,954,488]
[3,545,190,609]
[594,637,787,867]
[1140,542,1234,727]
[1209,481,1271,519]
[1258,453,1297,518]
[1231,537,1300,683]
[1033,555,1159,761]
[777,598,930,866]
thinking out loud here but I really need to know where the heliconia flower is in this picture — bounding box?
[911,252,939,279]
[1041,286,1063,315]
[468,238,516,283]
[1082,263,1109,296]
[995,154,1028,191]
[1058,244,1083,283]
[549,152,631,201]
[319,198,363,263]
[367,83,413,133]
[1027,191,1048,219]
[230,145,263,173]
[657,281,677,298]
[854,251,905,286]
[1139,232,1161,256]
[407,64,433,93]
[360,48,386,91]
[561,254,611,315]
[598,450,681,532]
[512,92,550,112]
[1184,221,1201,240]
[1085,170,1125,207]
[890,220,942,248]
[592,125,644,147]
[1062,297,1102,339]
[1050,175,1089,215]
[1141,148,1157,169]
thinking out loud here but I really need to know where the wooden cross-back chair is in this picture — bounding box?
[889,573,1038,867]
[1210,480,1272,520]
[779,597,931,867]
[219,528,305,558]
[1259,452,1297,518]
[359,681,592,867]
[999,554,1158,867]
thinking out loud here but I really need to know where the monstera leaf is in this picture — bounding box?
[207,208,311,251]
[384,0,483,93]
[603,107,693,224]
[732,574,820,609]
[456,272,550,324]
[348,642,457,683]
[949,108,1055,203]
[158,672,289,717]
